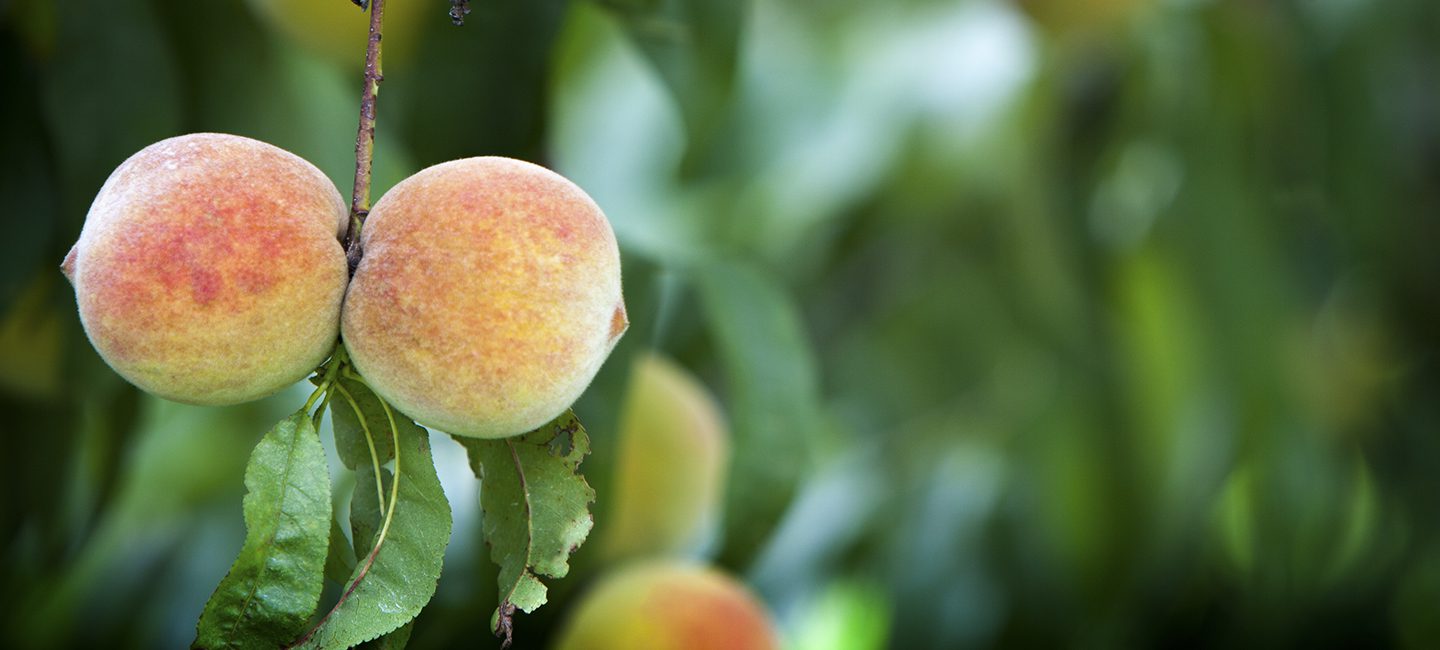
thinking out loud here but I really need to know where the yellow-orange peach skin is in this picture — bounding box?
[341,157,626,439]
[63,133,349,405]
[554,562,780,650]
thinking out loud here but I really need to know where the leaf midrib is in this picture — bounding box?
[499,438,535,607]
[224,417,308,645]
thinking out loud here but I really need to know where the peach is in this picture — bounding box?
[341,157,626,438]
[599,353,729,562]
[63,133,348,405]
[554,561,780,650]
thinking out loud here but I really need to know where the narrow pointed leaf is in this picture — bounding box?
[348,467,412,650]
[295,412,452,649]
[358,621,414,650]
[350,465,391,561]
[456,410,596,642]
[695,260,821,565]
[597,0,743,170]
[329,374,395,469]
[324,516,356,587]
[194,412,332,649]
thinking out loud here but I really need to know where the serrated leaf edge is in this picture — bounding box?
[288,390,405,649]
[223,414,318,641]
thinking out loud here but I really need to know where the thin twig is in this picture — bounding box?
[450,0,471,26]
[343,0,387,272]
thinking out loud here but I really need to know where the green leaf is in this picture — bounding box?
[0,45,56,312]
[358,621,414,650]
[345,451,413,650]
[194,412,332,650]
[455,411,596,645]
[42,0,181,230]
[395,0,568,164]
[695,260,821,564]
[295,408,452,649]
[324,517,356,588]
[329,374,396,470]
[350,465,391,561]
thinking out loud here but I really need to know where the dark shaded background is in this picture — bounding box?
[3,0,1440,647]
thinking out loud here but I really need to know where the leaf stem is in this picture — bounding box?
[306,344,345,426]
[375,397,403,550]
[343,367,403,527]
[495,438,529,649]
[342,0,387,271]
[312,393,331,429]
[287,381,404,649]
[334,382,388,514]
[302,381,328,413]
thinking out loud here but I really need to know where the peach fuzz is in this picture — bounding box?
[341,157,626,439]
[63,133,348,405]
[554,561,780,650]
[599,352,729,563]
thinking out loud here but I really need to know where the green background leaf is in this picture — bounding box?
[595,0,743,174]
[350,466,391,563]
[324,516,357,588]
[695,260,821,566]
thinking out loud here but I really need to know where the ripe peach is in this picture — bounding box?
[341,157,626,438]
[63,133,348,405]
[599,353,729,562]
[555,561,780,650]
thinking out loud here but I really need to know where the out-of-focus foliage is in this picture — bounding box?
[3,0,1440,648]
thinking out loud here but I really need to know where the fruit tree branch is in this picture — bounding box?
[344,0,387,273]
[450,0,471,26]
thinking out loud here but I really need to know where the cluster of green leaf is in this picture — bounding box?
[186,359,442,649]
[189,350,595,649]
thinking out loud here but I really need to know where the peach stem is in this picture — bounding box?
[344,0,386,271]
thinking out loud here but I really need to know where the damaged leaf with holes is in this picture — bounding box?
[456,410,596,646]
